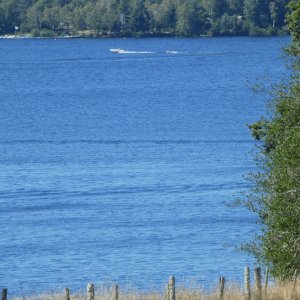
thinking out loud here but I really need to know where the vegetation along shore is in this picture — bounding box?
[4,271,300,300]
[0,0,291,38]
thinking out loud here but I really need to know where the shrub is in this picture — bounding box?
[40,29,55,37]
[30,28,39,37]
[265,25,277,36]
[135,31,145,37]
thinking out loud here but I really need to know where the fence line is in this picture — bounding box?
[1,268,299,300]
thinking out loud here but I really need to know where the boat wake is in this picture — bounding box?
[110,49,222,54]
[110,49,154,53]
[120,51,155,53]
[167,51,223,53]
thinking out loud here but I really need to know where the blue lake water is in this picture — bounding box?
[0,36,290,294]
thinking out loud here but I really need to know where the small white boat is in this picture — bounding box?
[110,48,125,53]
[110,48,155,54]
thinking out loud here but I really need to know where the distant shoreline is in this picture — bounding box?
[0,33,289,39]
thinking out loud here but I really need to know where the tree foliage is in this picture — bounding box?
[129,1,149,32]
[0,0,291,36]
[229,0,300,280]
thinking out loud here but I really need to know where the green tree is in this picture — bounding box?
[0,0,19,32]
[102,8,117,32]
[201,0,226,18]
[165,2,176,30]
[0,4,6,34]
[275,0,290,27]
[72,6,86,32]
[85,2,103,35]
[226,0,243,15]
[176,1,208,36]
[220,12,231,34]
[117,0,130,16]
[229,0,300,280]
[269,2,278,27]
[26,3,43,32]
[36,0,53,11]
[55,0,72,7]
[58,5,72,29]
[100,0,118,32]
[231,14,243,34]
[244,0,261,26]
[43,6,59,31]
[117,0,130,29]
[210,17,221,35]
[129,0,149,32]
[15,0,31,29]
[146,3,159,31]
[147,0,175,32]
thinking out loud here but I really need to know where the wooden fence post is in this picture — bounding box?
[114,284,118,300]
[290,269,299,299]
[87,283,94,300]
[264,268,269,290]
[168,276,175,300]
[166,283,169,300]
[263,268,269,298]
[65,288,70,300]
[219,277,225,300]
[254,267,262,300]
[245,267,250,300]
[2,289,7,300]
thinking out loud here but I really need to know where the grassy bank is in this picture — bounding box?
[8,278,300,300]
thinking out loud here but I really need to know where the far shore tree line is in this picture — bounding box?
[0,0,291,37]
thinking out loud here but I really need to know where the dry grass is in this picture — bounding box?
[9,278,300,300]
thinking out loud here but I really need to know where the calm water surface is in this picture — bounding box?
[0,36,289,294]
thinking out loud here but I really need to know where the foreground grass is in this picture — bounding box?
[10,279,300,300]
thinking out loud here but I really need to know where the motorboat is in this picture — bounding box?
[110,48,125,53]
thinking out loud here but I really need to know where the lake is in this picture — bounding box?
[0,36,289,294]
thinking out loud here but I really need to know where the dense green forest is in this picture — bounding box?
[0,0,291,37]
